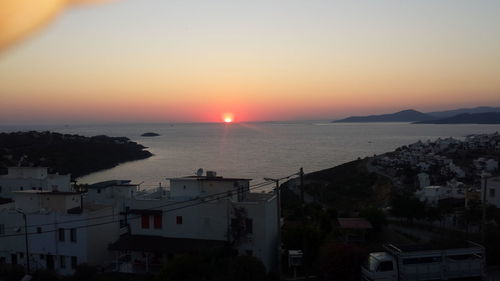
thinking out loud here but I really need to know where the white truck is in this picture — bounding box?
[361,241,485,281]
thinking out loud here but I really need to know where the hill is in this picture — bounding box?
[333,109,434,123]
[416,112,500,124]
[0,131,153,179]
[427,106,500,118]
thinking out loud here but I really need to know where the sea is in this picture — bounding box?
[2,122,500,190]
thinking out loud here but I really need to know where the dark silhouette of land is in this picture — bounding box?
[141,132,160,137]
[333,106,500,123]
[333,109,434,123]
[416,112,500,124]
[0,131,152,178]
[427,106,500,118]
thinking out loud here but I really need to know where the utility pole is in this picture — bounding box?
[264,177,282,279]
[299,167,304,204]
[481,172,489,244]
[16,209,30,273]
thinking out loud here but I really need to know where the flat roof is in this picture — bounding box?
[129,209,162,215]
[88,180,136,189]
[13,190,80,196]
[385,241,482,253]
[170,176,251,182]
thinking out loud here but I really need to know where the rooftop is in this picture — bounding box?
[385,241,483,253]
[88,180,136,189]
[13,190,80,196]
[171,176,252,182]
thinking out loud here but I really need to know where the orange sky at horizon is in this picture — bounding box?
[0,0,499,124]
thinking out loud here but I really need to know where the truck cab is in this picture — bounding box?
[362,252,397,281]
[362,242,485,281]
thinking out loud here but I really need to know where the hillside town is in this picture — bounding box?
[370,132,500,235]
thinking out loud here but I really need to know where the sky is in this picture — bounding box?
[0,0,499,124]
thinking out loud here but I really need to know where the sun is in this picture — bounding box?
[222,113,234,123]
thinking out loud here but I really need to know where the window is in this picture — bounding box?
[0,185,2,193]
[378,261,393,272]
[176,216,183,225]
[154,215,162,229]
[40,254,45,260]
[58,228,65,242]
[37,227,42,234]
[0,224,4,235]
[60,256,66,268]
[490,188,496,197]
[70,228,77,242]
[245,218,253,234]
[97,188,101,194]
[71,256,77,269]
[141,215,150,229]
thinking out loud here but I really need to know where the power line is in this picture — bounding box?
[0,174,294,239]
[1,179,274,230]
[0,180,275,238]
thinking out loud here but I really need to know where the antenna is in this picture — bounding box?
[196,168,204,177]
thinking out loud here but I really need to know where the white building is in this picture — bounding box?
[0,167,71,199]
[484,176,500,208]
[417,173,430,188]
[416,184,465,206]
[85,179,140,210]
[0,190,120,275]
[109,171,278,273]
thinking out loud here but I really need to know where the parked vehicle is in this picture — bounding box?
[362,241,485,281]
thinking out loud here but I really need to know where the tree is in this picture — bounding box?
[390,192,425,224]
[282,224,324,269]
[360,207,386,231]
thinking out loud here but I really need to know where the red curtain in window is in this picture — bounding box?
[141,215,150,229]
[154,215,162,229]
[176,216,183,224]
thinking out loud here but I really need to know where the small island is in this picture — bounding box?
[0,131,153,179]
[141,132,160,137]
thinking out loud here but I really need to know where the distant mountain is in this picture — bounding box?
[416,112,500,124]
[427,106,500,118]
[333,109,435,123]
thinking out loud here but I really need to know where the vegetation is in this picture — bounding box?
[389,192,426,223]
[300,159,392,213]
[0,131,152,179]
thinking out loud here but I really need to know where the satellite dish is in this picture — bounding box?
[196,168,204,176]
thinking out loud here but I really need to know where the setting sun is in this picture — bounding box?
[222,113,234,123]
